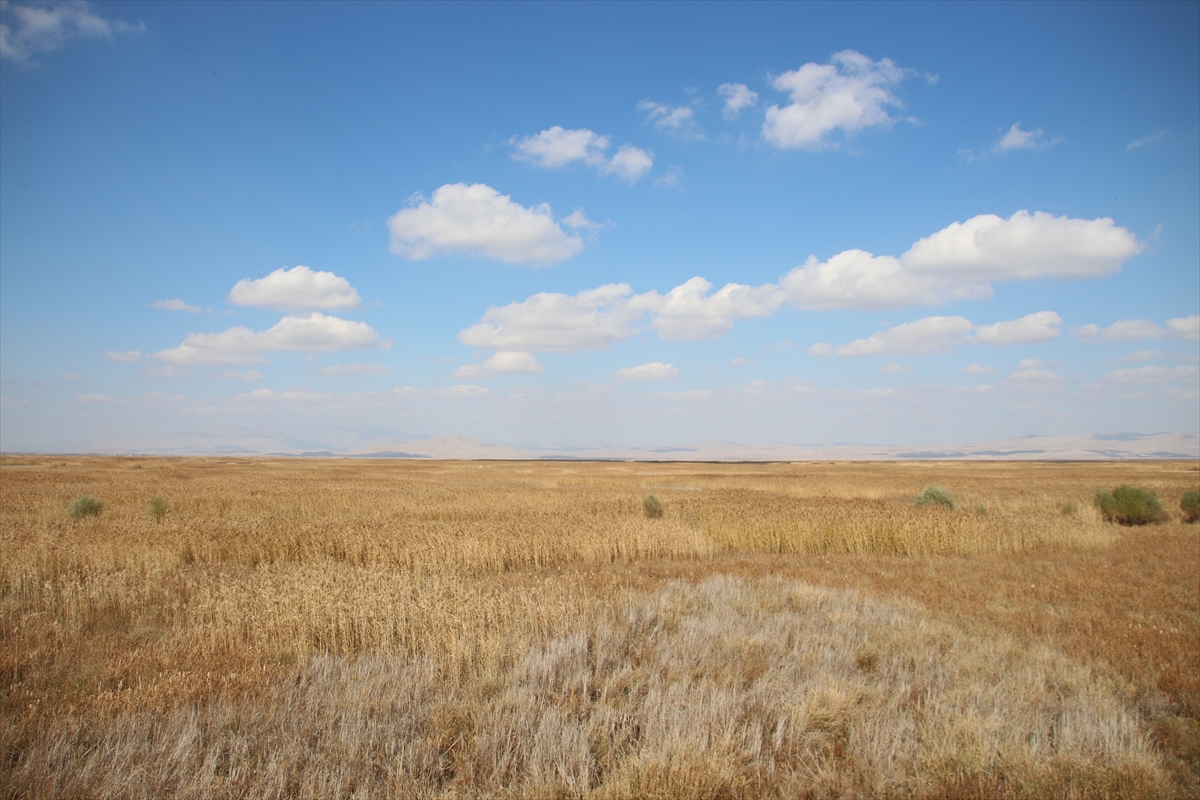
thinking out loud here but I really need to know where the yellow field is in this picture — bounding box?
[2,456,1197,798]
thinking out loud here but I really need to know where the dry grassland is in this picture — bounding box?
[1,456,1197,798]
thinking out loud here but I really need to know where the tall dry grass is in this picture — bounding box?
[2,456,1198,798]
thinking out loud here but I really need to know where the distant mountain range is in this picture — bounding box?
[28,431,1196,460]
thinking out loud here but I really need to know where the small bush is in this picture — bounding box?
[1094,485,1166,526]
[1061,502,1077,516]
[914,485,956,510]
[973,504,988,516]
[643,494,663,519]
[1181,489,1200,524]
[67,495,103,519]
[149,496,168,523]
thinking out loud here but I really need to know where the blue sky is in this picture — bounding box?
[2,1,1197,453]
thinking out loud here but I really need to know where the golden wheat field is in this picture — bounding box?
[1,456,1198,799]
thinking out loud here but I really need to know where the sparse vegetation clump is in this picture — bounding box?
[67,494,103,519]
[149,496,168,523]
[1182,489,1200,524]
[914,484,956,510]
[643,493,663,518]
[1062,502,1077,515]
[1094,485,1166,526]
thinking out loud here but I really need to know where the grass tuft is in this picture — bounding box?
[67,494,103,519]
[149,496,169,523]
[1094,485,1166,526]
[1181,489,1200,524]
[914,485,956,510]
[643,493,663,519]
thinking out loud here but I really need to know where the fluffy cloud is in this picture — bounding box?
[814,312,1063,357]
[1167,315,1200,342]
[617,362,679,381]
[761,50,912,150]
[387,183,584,266]
[638,101,702,139]
[152,299,211,313]
[0,1,143,64]
[780,250,973,311]
[228,266,362,312]
[1075,316,1198,343]
[454,351,543,379]
[901,211,1139,282]
[629,277,784,340]
[105,350,141,362]
[992,123,1063,153]
[817,316,975,357]
[974,311,1062,346]
[155,313,389,366]
[511,126,653,183]
[318,363,392,377]
[606,145,655,183]
[718,82,758,119]
[459,284,639,351]
[782,211,1141,311]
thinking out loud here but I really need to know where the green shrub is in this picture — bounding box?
[1094,485,1166,526]
[643,494,663,519]
[914,485,956,510]
[67,495,103,519]
[973,503,988,516]
[149,496,169,523]
[1181,489,1200,524]
[1061,502,1077,515]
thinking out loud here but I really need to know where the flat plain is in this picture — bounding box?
[2,456,1197,799]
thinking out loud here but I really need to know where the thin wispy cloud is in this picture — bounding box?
[0,0,144,65]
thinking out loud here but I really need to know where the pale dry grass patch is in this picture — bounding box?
[3,576,1169,799]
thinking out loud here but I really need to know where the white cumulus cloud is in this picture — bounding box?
[781,211,1141,311]
[992,123,1063,153]
[617,362,679,381]
[454,351,543,379]
[459,284,640,351]
[780,250,975,311]
[901,211,1139,282]
[387,183,584,266]
[105,350,141,362]
[228,266,362,312]
[1167,315,1200,342]
[823,316,975,357]
[974,311,1062,346]
[510,126,653,183]
[761,50,912,150]
[629,277,784,340]
[152,299,211,313]
[717,82,758,119]
[1,0,143,65]
[155,313,389,366]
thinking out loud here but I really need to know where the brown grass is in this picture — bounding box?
[2,456,1197,798]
